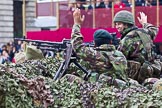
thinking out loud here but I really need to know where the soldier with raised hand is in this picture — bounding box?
[71,8,128,85]
[113,10,161,84]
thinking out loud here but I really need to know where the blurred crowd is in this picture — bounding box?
[68,0,162,10]
[0,40,25,64]
[0,40,56,64]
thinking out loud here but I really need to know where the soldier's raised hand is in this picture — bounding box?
[73,8,85,25]
[137,12,147,25]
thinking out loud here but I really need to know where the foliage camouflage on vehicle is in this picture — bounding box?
[0,58,162,108]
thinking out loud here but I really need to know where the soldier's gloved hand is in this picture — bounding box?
[73,8,85,25]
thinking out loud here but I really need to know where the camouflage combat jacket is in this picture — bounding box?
[71,24,127,80]
[118,23,159,64]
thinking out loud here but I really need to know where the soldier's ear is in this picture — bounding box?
[109,40,113,44]
[94,42,97,47]
[124,23,129,29]
[94,40,98,47]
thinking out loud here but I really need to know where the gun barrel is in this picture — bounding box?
[38,46,65,51]
[14,38,69,44]
[14,38,71,49]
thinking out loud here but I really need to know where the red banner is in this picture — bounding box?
[27,27,162,43]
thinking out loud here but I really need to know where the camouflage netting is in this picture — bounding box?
[0,57,162,108]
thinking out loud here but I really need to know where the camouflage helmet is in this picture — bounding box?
[153,79,162,91]
[113,10,135,25]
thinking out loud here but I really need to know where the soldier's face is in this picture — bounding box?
[114,22,125,33]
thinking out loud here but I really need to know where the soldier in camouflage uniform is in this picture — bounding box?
[113,10,161,84]
[71,8,128,84]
